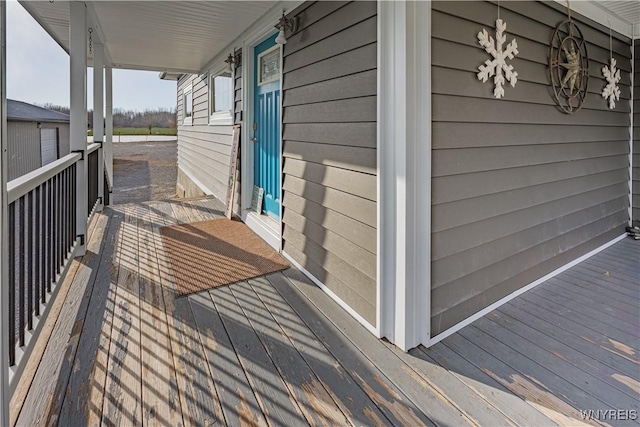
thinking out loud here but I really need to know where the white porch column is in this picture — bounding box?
[70,1,88,256]
[0,1,10,424]
[378,0,431,351]
[105,66,113,195]
[93,41,104,211]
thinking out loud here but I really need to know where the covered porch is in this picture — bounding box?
[11,197,640,426]
[1,0,639,425]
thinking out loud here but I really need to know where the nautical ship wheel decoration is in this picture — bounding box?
[549,19,589,114]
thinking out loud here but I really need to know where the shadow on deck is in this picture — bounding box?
[11,197,640,426]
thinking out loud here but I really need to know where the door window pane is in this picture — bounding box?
[259,48,280,85]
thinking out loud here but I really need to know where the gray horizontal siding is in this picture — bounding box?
[177,59,241,215]
[431,1,632,336]
[177,72,239,208]
[633,43,639,222]
[282,1,377,326]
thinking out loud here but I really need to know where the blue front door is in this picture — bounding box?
[254,35,281,219]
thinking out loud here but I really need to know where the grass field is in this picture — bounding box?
[87,127,177,136]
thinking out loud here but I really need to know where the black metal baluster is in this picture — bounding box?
[19,196,25,347]
[49,176,54,293]
[27,191,33,331]
[57,172,62,274]
[9,202,16,366]
[62,168,68,259]
[72,164,77,246]
[69,164,76,246]
[35,185,41,316]
[44,179,50,301]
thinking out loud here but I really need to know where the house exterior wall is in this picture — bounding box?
[8,120,70,181]
[633,42,639,222]
[430,1,632,336]
[281,1,378,326]
[176,73,237,211]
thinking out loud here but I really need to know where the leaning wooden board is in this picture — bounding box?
[226,126,241,219]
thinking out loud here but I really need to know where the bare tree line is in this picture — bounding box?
[38,103,177,129]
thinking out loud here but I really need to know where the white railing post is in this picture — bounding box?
[70,1,88,256]
[93,41,104,211]
[0,1,10,424]
[105,66,113,194]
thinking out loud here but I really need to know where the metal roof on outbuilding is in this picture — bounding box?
[7,99,70,123]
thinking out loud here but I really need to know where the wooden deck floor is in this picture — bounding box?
[12,197,640,427]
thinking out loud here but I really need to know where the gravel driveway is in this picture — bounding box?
[112,139,178,205]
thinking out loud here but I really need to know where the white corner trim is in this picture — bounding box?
[425,234,628,348]
[377,0,432,352]
[282,251,379,337]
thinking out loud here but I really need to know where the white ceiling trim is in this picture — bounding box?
[18,0,69,54]
[554,0,636,39]
[19,0,281,73]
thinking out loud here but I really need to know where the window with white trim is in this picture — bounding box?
[183,84,193,125]
[209,72,233,125]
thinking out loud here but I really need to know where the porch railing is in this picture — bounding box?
[5,143,102,391]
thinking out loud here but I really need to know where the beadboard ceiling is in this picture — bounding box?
[19,1,280,73]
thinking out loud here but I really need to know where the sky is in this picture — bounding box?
[7,1,177,111]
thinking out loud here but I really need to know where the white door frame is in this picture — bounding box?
[240,23,282,251]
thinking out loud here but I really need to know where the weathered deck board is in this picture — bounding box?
[379,338,521,427]
[563,267,640,302]
[442,332,598,427]
[138,204,183,426]
[485,309,640,398]
[248,276,390,426]
[14,199,640,427]
[187,198,224,221]
[543,277,640,328]
[101,206,143,427]
[57,210,122,427]
[209,285,308,426]
[152,201,225,427]
[418,343,559,427]
[520,292,640,351]
[503,297,640,377]
[560,266,640,304]
[473,317,640,412]
[458,325,638,426]
[589,252,639,275]
[231,280,351,426]
[548,276,639,317]
[572,262,640,294]
[188,290,268,427]
[273,270,441,427]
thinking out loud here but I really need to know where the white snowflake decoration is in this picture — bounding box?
[477,19,519,99]
[601,57,621,109]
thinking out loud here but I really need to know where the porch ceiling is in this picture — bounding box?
[18,1,279,74]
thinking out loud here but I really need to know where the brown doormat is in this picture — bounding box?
[159,218,289,297]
